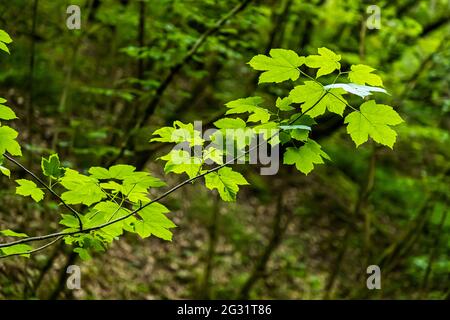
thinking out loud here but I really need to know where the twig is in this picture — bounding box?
[0,236,63,259]
[0,82,329,253]
[3,153,84,230]
[109,0,254,166]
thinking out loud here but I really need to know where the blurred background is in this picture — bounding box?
[0,0,449,299]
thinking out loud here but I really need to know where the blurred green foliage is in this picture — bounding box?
[0,0,448,299]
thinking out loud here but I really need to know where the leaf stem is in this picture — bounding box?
[3,153,84,231]
[0,87,329,253]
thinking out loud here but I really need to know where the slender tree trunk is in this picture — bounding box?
[109,0,254,166]
[57,0,96,114]
[323,229,350,299]
[238,194,289,299]
[132,58,223,171]
[48,251,78,300]
[108,0,147,154]
[345,198,434,299]
[197,195,220,299]
[137,0,145,80]
[27,0,39,166]
[324,146,376,299]
[249,0,292,90]
[420,207,447,297]
[31,241,64,298]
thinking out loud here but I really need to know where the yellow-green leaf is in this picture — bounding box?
[283,139,330,175]
[305,47,341,78]
[348,64,383,87]
[344,100,404,148]
[249,49,305,83]
[289,81,347,117]
[204,167,249,201]
[16,179,44,202]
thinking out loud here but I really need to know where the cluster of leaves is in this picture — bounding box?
[0,40,404,259]
[0,30,175,259]
[154,47,403,190]
[59,162,173,260]
[2,154,175,259]
[0,30,21,178]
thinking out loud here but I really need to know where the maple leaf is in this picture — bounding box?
[305,47,341,78]
[344,100,404,148]
[249,49,305,83]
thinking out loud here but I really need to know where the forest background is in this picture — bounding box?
[0,0,449,299]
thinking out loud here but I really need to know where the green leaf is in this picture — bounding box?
[275,97,294,111]
[90,201,134,239]
[280,124,312,142]
[0,229,28,238]
[41,154,64,179]
[100,178,158,204]
[122,174,165,203]
[214,118,246,129]
[74,247,92,260]
[60,169,106,206]
[89,164,135,180]
[16,179,44,202]
[283,139,330,175]
[151,121,204,146]
[90,166,165,203]
[279,132,291,144]
[204,167,249,201]
[159,149,202,179]
[247,108,271,123]
[305,47,341,78]
[211,126,255,151]
[133,203,176,241]
[0,244,32,257]
[0,29,12,54]
[122,171,166,188]
[344,100,404,148]
[253,121,280,145]
[248,48,305,83]
[60,214,80,229]
[289,81,347,117]
[0,126,22,156]
[284,115,316,142]
[0,104,17,120]
[225,96,270,124]
[0,30,12,44]
[348,64,383,87]
[226,96,263,110]
[203,146,224,165]
[0,157,10,177]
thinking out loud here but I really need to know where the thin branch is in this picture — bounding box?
[0,83,329,253]
[298,69,360,113]
[109,0,254,166]
[0,236,63,259]
[3,153,84,230]
[289,91,328,124]
[139,0,254,126]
